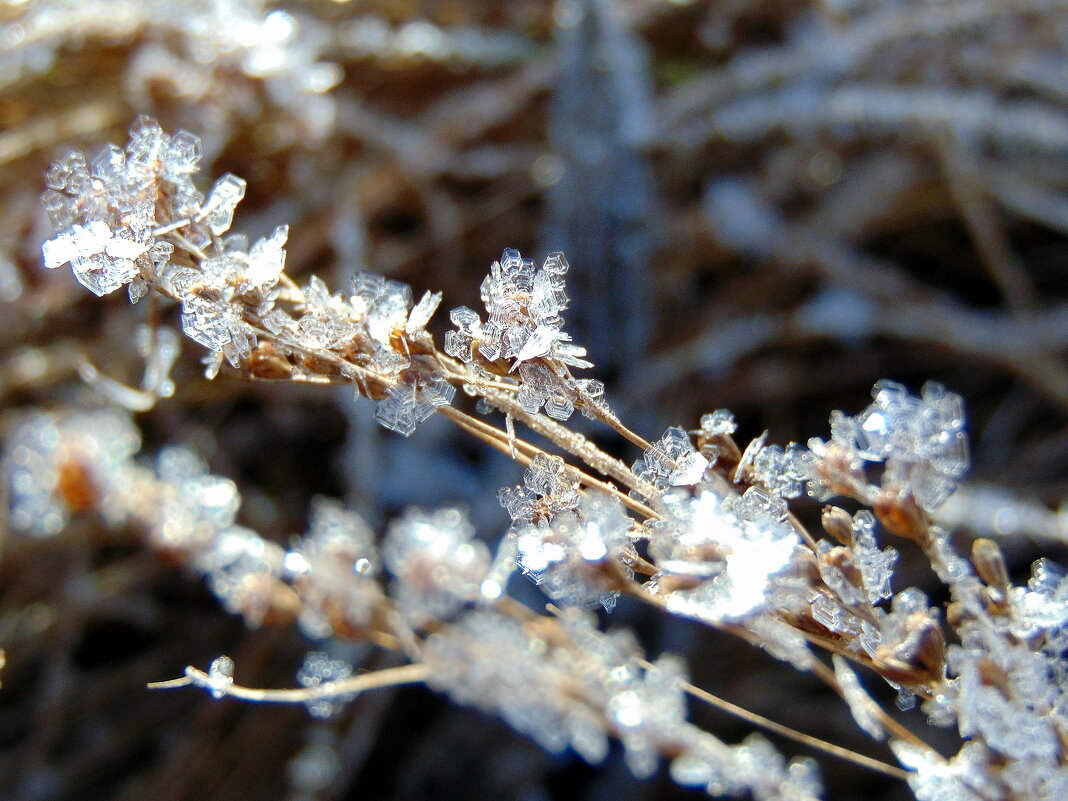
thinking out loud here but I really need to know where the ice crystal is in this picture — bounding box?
[498,453,580,525]
[374,372,456,437]
[383,507,489,623]
[805,381,970,510]
[633,426,709,491]
[649,486,804,624]
[2,409,141,537]
[445,249,596,421]
[513,491,632,611]
[42,220,148,296]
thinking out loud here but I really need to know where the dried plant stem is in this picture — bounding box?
[437,405,658,519]
[149,662,430,703]
[666,667,911,781]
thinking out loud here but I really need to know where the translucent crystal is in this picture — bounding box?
[352,271,413,344]
[405,290,442,335]
[851,509,897,603]
[699,409,736,438]
[633,426,701,490]
[374,372,453,436]
[90,143,126,184]
[204,173,247,236]
[246,225,288,289]
[163,130,203,180]
[43,221,147,296]
[45,149,90,193]
[514,491,631,611]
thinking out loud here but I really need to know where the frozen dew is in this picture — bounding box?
[514,491,633,612]
[851,510,897,603]
[206,656,236,699]
[3,409,141,538]
[352,271,413,344]
[445,248,592,419]
[817,380,970,511]
[650,487,804,625]
[405,290,442,335]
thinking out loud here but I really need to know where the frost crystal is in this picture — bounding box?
[374,372,456,437]
[445,249,597,421]
[649,486,804,624]
[203,173,247,236]
[43,220,148,296]
[514,491,632,611]
[804,381,969,510]
[633,426,709,491]
[2,409,141,537]
[383,507,489,623]
[498,453,580,525]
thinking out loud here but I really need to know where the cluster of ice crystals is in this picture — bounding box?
[648,486,804,625]
[39,119,295,378]
[670,731,822,801]
[422,609,611,763]
[922,550,1068,799]
[374,372,456,437]
[498,453,580,525]
[513,491,633,611]
[445,249,598,421]
[198,524,286,624]
[425,608,816,799]
[699,409,737,438]
[850,510,897,603]
[739,435,807,500]
[41,117,208,294]
[816,510,897,608]
[3,409,142,537]
[382,507,489,624]
[42,220,149,296]
[351,272,413,344]
[297,652,355,719]
[891,740,1003,801]
[286,498,380,639]
[632,426,709,491]
[804,380,969,510]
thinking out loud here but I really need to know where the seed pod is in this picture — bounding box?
[822,505,855,546]
[874,487,928,541]
[874,612,945,686]
[972,538,1010,591]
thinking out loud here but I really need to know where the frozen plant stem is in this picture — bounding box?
[26,117,1068,801]
[149,662,431,704]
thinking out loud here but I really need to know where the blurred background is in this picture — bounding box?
[1,1,1067,800]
